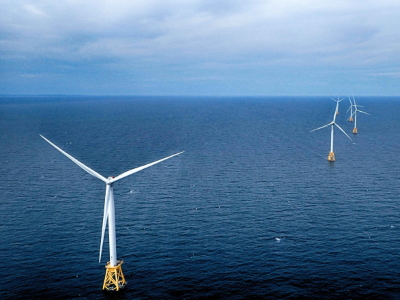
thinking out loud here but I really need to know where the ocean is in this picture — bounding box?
[1,96,400,299]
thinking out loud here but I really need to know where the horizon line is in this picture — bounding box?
[1,94,399,98]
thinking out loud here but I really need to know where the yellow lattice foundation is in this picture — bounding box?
[349,117,353,122]
[352,128,358,134]
[103,260,126,291]
[328,152,335,162]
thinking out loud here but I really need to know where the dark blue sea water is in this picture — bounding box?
[1,96,400,299]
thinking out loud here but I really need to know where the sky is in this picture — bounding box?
[1,0,400,96]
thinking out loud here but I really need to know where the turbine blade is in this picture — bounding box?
[110,151,184,183]
[99,185,110,263]
[310,123,332,132]
[40,135,108,183]
[333,105,339,121]
[357,110,370,115]
[346,98,353,113]
[334,124,353,141]
[348,97,353,106]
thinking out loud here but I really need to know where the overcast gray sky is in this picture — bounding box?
[1,0,400,96]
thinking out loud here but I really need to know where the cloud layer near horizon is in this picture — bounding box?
[2,0,400,95]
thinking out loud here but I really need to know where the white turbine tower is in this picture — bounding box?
[311,100,352,162]
[40,135,183,291]
[348,96,370,134]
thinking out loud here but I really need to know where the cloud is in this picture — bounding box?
[23,4,47,16]
[20,73,43,78]
[2,1,399,62]
[1,0,400,95]
[368,72,400,78]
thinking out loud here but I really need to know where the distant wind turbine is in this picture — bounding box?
[347,97,354,122]
[348,97,370,133]
[311,100,352,162]
[331,97,344,114]
[40,135,183,291]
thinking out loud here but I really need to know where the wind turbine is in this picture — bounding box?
[40,135,183,291]
[348,96,370,134]
[347,97,354,122]
[331,97,344,114]
[311,100,352,162]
